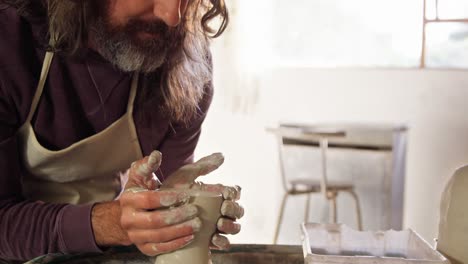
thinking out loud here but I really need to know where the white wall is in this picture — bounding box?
[194,67,468,245]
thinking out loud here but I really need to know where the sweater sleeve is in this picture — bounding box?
[0,79,102,263]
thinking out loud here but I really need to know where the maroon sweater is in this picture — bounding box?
[0,7,213,261]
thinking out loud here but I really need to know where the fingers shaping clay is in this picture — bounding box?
[153,190,223,264]
[162,153,225,187]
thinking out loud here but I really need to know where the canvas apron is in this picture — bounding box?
[18,52,143,204]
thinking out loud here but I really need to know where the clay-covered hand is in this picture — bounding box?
[161,153,226,188]
[191,182,244,250]
[119,151,201,256]
[162,153,244,250]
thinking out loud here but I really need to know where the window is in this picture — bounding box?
[269,0,468,69]
[423,0,468,68]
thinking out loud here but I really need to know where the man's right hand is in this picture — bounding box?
[92,151,201,256]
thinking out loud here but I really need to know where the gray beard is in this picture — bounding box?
[91,19,168,73]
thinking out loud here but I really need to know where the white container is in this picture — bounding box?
[301,223,449,264]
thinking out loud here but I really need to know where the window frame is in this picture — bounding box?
[420,0,468,68]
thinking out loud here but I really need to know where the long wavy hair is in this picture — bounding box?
[0,0,228,123]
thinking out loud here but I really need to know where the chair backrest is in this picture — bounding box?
[437,165,468,264]
[268,124,346,196]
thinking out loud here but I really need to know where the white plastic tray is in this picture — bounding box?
[301,223,449,264]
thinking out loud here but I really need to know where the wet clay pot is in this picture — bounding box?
[153,190,223,264]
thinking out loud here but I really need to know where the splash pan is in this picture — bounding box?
[302,223,449,264]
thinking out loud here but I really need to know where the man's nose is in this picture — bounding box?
[154,0,183,27]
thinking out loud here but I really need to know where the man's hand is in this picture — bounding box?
[190,182,244,249]
[162,153,244,250]
[92,151,202,256]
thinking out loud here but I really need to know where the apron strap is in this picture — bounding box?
[127,72,140,114]
[126,72,143,158]
[25,51,54,123]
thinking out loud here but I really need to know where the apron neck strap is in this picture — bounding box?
[127,72,140,114]
[26,51,54,123]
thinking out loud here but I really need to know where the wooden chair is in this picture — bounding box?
[268,124,363,244]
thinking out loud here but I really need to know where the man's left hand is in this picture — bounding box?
[162,153,244,249]
[190,182,243,249]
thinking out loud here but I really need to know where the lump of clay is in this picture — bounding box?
[153,190,223,264]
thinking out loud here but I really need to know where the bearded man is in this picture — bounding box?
[0,0,243,262]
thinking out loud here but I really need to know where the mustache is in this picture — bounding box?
[125,18,171,36]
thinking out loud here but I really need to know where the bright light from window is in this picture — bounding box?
[438,0,468,19]
[272,0,423,67]
[426,22,468,68]
[226,0,468,69]
[426,0,437,19]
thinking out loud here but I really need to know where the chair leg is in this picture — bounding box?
[347,190,363,230]
[273,192,289,244]
[328,193,338,223]
[304,194,311,223]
